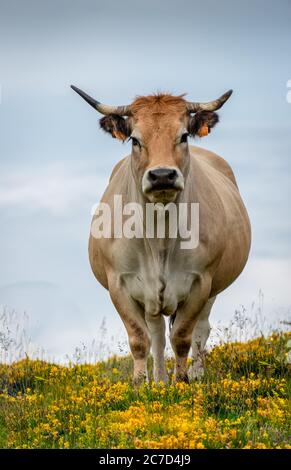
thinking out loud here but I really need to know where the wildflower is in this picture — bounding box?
[0,332,289,449]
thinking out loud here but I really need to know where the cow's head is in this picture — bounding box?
[71,86,232,203]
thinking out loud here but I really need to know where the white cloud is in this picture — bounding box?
[0,163,108,215]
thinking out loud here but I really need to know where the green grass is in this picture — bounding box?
[0,333,290,449]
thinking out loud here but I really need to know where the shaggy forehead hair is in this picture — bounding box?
[131,93,187,116]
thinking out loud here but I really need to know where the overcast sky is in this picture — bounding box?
[0,0,291,361]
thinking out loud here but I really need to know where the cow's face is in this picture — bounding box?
[99,95,220,203]
[129,105,189,203]
[71,87,232,203]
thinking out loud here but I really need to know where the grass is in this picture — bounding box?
[0,332,290,449]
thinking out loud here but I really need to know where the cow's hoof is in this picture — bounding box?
[188,364,205,381]
[174,373,190,384]
[153,370,169,384]
[132,373,148,386]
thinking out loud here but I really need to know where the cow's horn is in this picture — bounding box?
[71,85,132,116]
[186,89,233,113]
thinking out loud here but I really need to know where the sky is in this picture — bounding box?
[0,0,291,361]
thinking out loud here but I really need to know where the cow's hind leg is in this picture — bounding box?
[189,296,216,380]
[146,314,168,383]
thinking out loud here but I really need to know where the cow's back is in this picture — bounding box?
[188,145,251,296]
[189,145,238,188]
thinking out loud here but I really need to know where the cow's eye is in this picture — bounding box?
[130,137,141,148]
[180,133,189,144]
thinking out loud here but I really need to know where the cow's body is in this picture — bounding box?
[89,145,251,381]
[71,87,251,382]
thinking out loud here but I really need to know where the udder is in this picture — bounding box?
[120,270,197,317]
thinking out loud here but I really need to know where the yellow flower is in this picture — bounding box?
[196,442,205,449]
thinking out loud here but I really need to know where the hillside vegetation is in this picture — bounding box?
[0,333,290,449]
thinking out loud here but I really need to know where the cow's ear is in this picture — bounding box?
[189,111,219,138]
[99,115,131,141]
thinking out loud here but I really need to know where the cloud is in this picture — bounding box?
[0,163,108,215]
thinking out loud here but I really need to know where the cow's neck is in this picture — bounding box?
[123,159,186,260]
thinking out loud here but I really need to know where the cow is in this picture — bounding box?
[71,86,251,383]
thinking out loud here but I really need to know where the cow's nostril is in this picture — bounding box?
[149,171,158,182]
[168,170,176,181]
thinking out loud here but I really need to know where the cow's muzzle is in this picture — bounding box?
[142,167,184,202]
[148,168,178,189]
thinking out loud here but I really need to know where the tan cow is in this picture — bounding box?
[72,86,251,383]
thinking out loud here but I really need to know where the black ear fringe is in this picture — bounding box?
[99,114,131,140]
[189,111,219,136]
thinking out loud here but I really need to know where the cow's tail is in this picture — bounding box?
[169,312,176,331]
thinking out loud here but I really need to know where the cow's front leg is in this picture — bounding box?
[146,314,168,383]
[109,277,151,384]
[170,275,211,382]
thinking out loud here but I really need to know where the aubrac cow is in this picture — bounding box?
[72,86,251,383]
